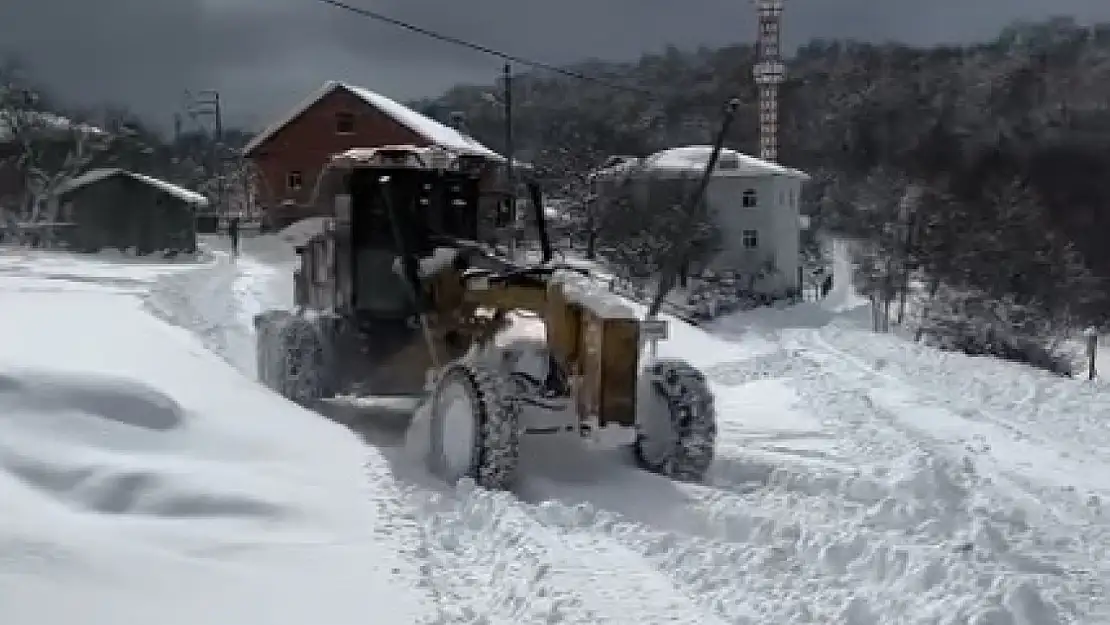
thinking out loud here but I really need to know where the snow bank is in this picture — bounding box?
[0,246,203,296]
[144,252,253,371]
[143,249,289,377]
[0,288,433,625]
[0,368,283,519]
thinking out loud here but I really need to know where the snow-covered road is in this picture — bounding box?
[1,238,1107,624]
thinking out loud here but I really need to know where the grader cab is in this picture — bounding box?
[254,145,716,490]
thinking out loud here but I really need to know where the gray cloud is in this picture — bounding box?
[2,0,1108,132]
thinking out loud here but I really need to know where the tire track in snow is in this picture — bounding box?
[519,349,974,622]
[359,456,446,624]
[701,348,907,497]
[789,329,1105,623]
[818,323,1105,458]
[390,474,728,625]
[808,327,1109,527]
[671,340,1093,623]
[682,350,977,620]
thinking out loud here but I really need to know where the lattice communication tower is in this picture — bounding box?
[752,0,786,162]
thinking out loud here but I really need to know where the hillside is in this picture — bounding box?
[414,17,1110,367]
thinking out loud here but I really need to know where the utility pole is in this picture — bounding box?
[501,63,517,255]
[186,89,225,218]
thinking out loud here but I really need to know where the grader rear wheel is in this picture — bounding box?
[427,360,520,490]
[256,311,331,407]
[634,359,717,481]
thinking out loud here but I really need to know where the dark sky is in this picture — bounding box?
[2,0,1108,132]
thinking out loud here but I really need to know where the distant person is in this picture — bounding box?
[228,216,241,256]
[821,274,834,299]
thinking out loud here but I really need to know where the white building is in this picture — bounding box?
[594,145,809,296]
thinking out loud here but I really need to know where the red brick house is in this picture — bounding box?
[242,80,505,229]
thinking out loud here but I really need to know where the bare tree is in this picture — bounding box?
[595,164,719,283]
[9,116,105,221]
[531,144,612,258]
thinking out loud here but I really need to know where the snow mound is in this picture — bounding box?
[0,368,291,520]
[0,368,184,431]
[0,288,435,625]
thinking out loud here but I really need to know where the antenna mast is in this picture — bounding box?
[752,0,785,162]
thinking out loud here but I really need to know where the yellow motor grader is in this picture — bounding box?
[254,104,738,489]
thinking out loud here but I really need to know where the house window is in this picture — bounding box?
[742,229,759,249]
[287,170,303,191]
[742,188,758,208]
[335,111,355,134]
[495,199,511,227]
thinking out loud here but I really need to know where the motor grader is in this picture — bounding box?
[254,144,717,490]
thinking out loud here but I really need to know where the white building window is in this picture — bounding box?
[742,188,758,208]
[287,170,303,190]
[742,229,758,249]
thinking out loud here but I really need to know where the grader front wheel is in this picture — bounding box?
[634,359,717,481]
[427,360,520,490]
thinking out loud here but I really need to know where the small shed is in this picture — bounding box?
[53,169,205,254]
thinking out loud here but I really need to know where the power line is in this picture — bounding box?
[314,0,660,98]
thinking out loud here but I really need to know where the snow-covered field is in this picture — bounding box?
[1,237,1107,624]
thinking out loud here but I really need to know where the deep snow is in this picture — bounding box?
[0,244,432,625]
[0,237,1107,624]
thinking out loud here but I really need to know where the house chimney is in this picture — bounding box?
[449,111,467,133]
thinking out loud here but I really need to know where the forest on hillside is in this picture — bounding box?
[415,17,1110,372]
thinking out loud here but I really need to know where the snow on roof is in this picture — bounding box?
[56,168,209,206]
[242,81,503,161]
[648,147,810,179]
[593,146,810,181]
